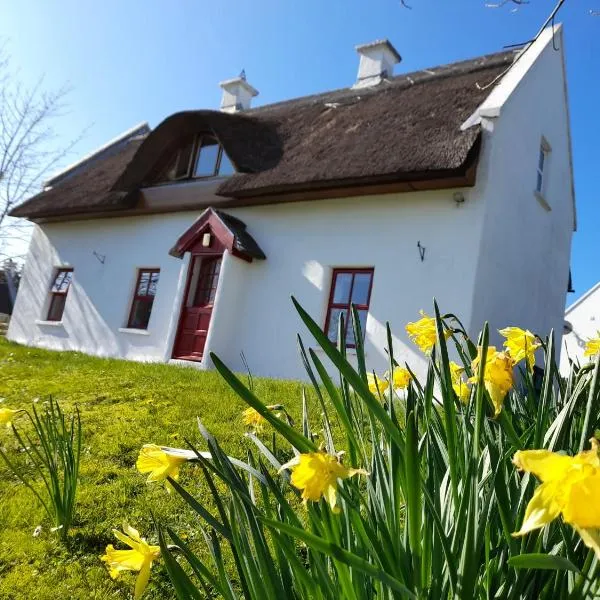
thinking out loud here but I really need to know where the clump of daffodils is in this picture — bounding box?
[280,451,368,514]
[101,523,160,600]
[513,439,600,558]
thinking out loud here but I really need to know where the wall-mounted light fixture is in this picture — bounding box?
[202,233,212,247]
[453,191,465,205]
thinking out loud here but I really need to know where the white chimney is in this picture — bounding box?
[353,39,401,89]
[219,74,259,112]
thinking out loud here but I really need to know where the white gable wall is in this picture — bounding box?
[9,187,487,381]
[560,283,600,374]
[468,30,574,357]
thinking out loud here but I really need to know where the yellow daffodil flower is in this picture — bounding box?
[513,439,600,559]
[469,346,514,417]
[101,523,160,600]
[242,404,281,432]
[280,452,367,513]
[242,407,266,431]
[405,310,451,354]
[584,333,600,358]
[0,407,18,428]
[390,366,412,390]
[449,361,471,404]
[367,372,389,395]
[136,444,188,489]
[499,326,540,370]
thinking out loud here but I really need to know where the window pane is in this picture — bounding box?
[346,309,368,346]
[175,139,195,178]
[351,273,372,306]
[148,272,160,297]
[137,271,150,296]
[47,295,66,321]
[51,270,72,293]
[218,150,235,176]
[332,273,352,304]
[327,308,348,343]
[194,138,219,177]
[129,299,154,329]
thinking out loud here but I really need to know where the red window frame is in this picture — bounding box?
[324,268,374,348]
[127,269,160,329]
[46,268,73,322]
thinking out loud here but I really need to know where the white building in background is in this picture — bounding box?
[561,282,600,374]
[8,26,575,382]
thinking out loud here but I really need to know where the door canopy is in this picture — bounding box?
[169,207,265,262]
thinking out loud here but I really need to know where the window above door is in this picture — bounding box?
[154,134,235,184]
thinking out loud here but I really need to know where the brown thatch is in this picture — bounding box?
[11,49,517,220]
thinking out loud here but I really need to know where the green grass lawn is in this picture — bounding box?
[0,338,308,599]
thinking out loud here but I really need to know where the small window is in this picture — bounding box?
[155,135,235,183]
[324,268,374,347]
[127,269,160,329]
[47,268,73,321]
[535,138,551,196]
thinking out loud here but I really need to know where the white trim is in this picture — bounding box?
[35,319,64,327]
[565,281,600,315]
[461,25,562,131]
[118,327,151,336]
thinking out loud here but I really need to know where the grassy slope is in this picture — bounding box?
[0,339,308,600]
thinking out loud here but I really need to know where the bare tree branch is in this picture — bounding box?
[0,41,84,261]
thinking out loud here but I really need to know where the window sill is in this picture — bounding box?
[534,191,551,212]
[118,327,151,336]
[35,319,64,327]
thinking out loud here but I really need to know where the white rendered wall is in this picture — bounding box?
[560,283,600,374]
[468,33,574,360]
[9,188,487,382]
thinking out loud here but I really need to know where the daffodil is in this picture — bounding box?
[101,523,160,600]
[136,444,188,490]
[242,404,281,432]
[513,439,600,559]
[367,372,389,395]
[584,333,600,358]
[449,361,471,404]
[469,346,514,417]
[280,452,367,513]
[390,366,412,390]
[405,310,450,354]
[0,407,18,428]
[499,326,540,370]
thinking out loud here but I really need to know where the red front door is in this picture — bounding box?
[173,255,222,361]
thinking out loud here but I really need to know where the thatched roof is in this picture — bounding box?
[11,49,517,221]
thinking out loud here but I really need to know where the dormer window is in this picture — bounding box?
[155,135,234,183]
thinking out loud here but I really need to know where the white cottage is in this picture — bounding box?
[561,282,600,375]
[8,27,575,381]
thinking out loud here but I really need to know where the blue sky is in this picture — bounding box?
[1,0,598,303]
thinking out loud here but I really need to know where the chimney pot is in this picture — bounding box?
[219,76,259,112]
[353,39,401,88]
